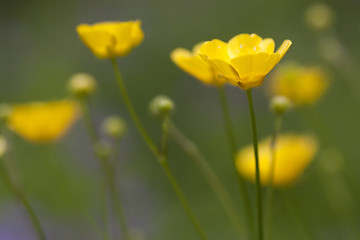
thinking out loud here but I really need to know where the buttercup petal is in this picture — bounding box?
[230,53,280,89]
[192,42,205,54]
[228,33,263,58]
[269,63,329,105]
[171,48,215,84]
[8,100,79,143]
[199,40,230,62]
[77,24,115,58]
[276,40,292,59]
[200,56,239,85]
[236,134,317,187]
[262,53,281,74]
[77,20,144,59]
[258,38,275,54]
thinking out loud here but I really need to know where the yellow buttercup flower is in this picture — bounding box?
[7,100,79,143]
[236,134,317,187]
[77,20,144,59]
[269,63,329,105]
[170,42,225,86]
[199,33,292,90]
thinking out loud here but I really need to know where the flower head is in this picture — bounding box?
[236,134,317,187]
[270,95,292,115]
[199,33,292,90]
[149,95,175,119]
[101,116,127,139]
[305,3,334,31]
[269,63,329,105]
[77,20,144,59]
[68,73,97,97]
[7,100,79,143]
[170,42,225,86]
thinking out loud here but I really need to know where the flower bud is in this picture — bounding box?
[270,96,292,115]
[149,95,175,118]
[68,73,96,97]
[305,3,334,31]
[101,116,127,139]
[0,104,12,122]
[318,37,345,65]
[0,136,7,158]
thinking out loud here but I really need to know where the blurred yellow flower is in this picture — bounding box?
[7,100,79,143]
[236,134,317,187]
[199,33,292,90]
[77,20,144,59]
[170,42,225,86]
[269,63,329,105]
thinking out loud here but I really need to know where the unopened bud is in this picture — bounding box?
[0,104,12,122]
[101,116,127,139]
[270,96,292,115]
[305,3,334,31]
[149,95,175,118]
[68,73,96,97]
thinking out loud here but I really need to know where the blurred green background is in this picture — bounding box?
[1,0,360,239]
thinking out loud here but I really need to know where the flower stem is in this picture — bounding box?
[0,156,47,240]
[79,98,131,240]
[168,121,246,238]
[110,58,158,156]
[110,58,208,240]
[161,160,208,240]
[217,86,237,156]
[161,115,170,156]
[281,190,314,239]
[218,86,254,238]
[265,114,282,240]
[246,89,263,240]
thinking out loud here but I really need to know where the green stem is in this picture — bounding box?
[0,158,47,240]
[110,58,208,240]
[217,86,237,155]
[218,86,254,238]
[169,121,245,238]
[110,58,158,156]
[281,191,313,239]
[79,98,131,240]
[161,115,170,156]
[265,114,282,240]
[246,89,263,240]
[161,160,208,240]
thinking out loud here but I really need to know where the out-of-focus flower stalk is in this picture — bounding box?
[79,98,131,240]
[171,42,254,237]
[110,59,208,240]
[168,121,247,239]
[302,106,360,238]
[317,148,360,239]
[280,190,314,239]
[0,137,47,240]
[265,96,291,240]
[217,86,254,239]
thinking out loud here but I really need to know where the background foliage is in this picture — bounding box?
[0,0,360,239]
